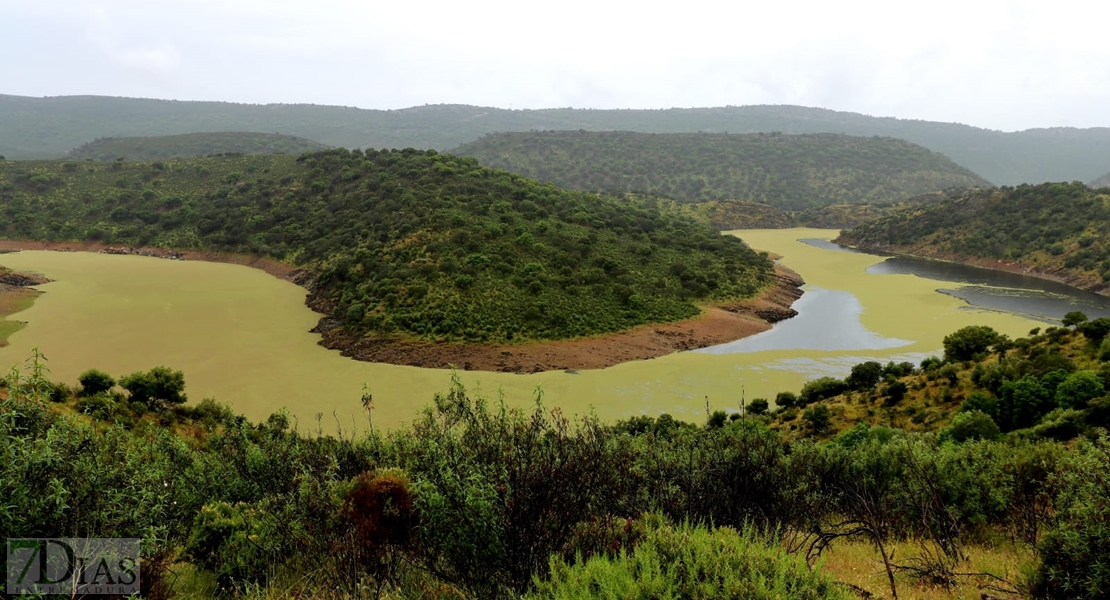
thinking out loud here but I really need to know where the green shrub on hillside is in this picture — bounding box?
[0,150,772,343]
[528,520,852,600]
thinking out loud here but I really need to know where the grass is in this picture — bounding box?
[819,538,1031,599]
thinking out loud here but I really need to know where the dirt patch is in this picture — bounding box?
[316,265,805,372]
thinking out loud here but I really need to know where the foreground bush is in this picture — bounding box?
[528,519,851,600]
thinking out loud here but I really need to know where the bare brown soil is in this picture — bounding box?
[0,239,805,372]
[315,265,804,372]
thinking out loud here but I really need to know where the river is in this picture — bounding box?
[0,229,1056,430]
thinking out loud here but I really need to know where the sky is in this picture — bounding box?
[3,0,1109,132]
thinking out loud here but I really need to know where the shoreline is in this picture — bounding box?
[0,239,805,372]
[833,237,1110,297]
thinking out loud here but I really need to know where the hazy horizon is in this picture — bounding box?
[4,1,1110,133]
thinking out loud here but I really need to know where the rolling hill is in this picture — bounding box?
[836,183,1110,293]
[4,95,1110,184]
[452,131,988,211]
[1091,171,1110,188]
[0,149,773,347]
[65,132,329,161]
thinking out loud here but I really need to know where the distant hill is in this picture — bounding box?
[4,95,1110,185]
[65,132,329,161]
[1091,172,1110,188]
[452,131,988,211]
[836,183,1110,293]
[0,150,772,346]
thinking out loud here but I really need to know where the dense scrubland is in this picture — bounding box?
[0,149,772,344]
[6,95,1110,185]
[453,131,988,210]
[837,182,1110,292]
[5,316,1110,599]
[65,133,330,162]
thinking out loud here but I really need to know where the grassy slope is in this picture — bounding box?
[0,150,772,344]
[452,131,988,211]
[5,95,1110,185]
[836,183,1110,293]
[65,132,329,161]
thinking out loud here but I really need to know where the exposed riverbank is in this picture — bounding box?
[834,236,1110,297]
[0,239,804,372]
[312,265,804,372]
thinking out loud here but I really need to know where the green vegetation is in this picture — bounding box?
[837,182,1110,291]
[6,327,1110,599]
[6,95,1110,185]
[65,132,329,161]
[668,198,794,229]
[453,131,988,210]
[0,149,772,343]
[530,520,851,600]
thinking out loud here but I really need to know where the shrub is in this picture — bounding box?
[1055,370,1105,410]
[940,410,1000,443]
[120,366,187,408]
[803,404,832,435]
[185,502,274,588]
[1079,317,1110,343]
[747,398,769,415]
[960,391,999,421]
[77,369,116,396]
[774,391,797,409]
[1031,437,1110,599]
[528,520,852,600]
[799,377,847,405]
[846,361,884,391]
[884,381,908,404]
[943,325,1000,361]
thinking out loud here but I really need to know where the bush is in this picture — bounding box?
[943,325,1000,361]
[747,398,769,415]
[1079,317,1110,343]
[1055,370,1105,410]
[960,391,999,421]
[884,381,908,404]
[803,404,832,435]
[1099,337,1110,362]
[528,520,852,600]
[799,377,847,405]
[120,366,187,408]
[1031,437,1110,599]
[774,391,797,409]
[185,502,274,588]
[77,369,116,396]
[940,410,1000,443]
[846,361,884,391]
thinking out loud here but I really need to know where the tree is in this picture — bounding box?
[120,366,187,407]
[77,369,116,396]
[846,361,884,391]
[1055,371,1105,410]
[1062,311,1089,329]
[884,381,908,404]
[1079,317,1110,343]
[803,404,832,434]
[748,398,769,415]
[940,410,1000,443]
[799,377,848,405]
[774,391,797,409]
[943,326,1000,362]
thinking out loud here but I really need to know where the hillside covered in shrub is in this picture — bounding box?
[836,182,1110,292]
[7,95,1110,185]
[1091,171,1110,188]
[453,131,988,210]
[0,149,773,344]
[64,132,329,161]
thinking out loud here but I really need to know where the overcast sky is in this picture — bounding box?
[3,0,1109,131]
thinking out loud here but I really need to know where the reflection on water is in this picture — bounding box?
[868,256,1110,321]
[697,286,911,354]
[798,238,869,254]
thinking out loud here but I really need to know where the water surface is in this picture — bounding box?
[0,229,1043,429]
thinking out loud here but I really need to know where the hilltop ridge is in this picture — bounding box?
[4,94,1110,184]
